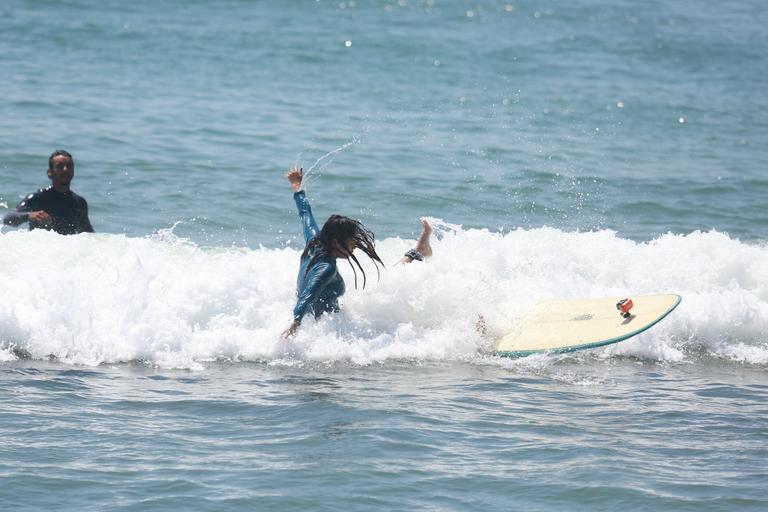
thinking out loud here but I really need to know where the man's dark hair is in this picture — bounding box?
[48,149,73,169]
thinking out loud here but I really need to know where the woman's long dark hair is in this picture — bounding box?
[302,214,384,289]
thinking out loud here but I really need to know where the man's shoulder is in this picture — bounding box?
[69,190,88,205]
[19,188,49,204]
[29,187,50,198]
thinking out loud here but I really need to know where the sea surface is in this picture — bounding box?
[1,1,767,510]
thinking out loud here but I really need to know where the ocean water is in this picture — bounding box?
[1,1,767,510]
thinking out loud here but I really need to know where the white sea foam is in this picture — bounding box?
[1,227,766,368]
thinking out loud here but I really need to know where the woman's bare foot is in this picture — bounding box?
[415,219,433,258]
[399,219,433,264]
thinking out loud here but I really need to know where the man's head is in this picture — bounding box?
[47,149,74,188]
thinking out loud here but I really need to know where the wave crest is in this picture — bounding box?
[1,227,766,367]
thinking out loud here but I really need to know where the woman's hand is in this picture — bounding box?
[281,319,300,339]
[286,167,303,192]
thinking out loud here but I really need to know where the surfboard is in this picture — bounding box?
[495,294,681,357]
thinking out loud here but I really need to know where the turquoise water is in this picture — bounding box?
[1,1,767,510]
[3,361,767,511]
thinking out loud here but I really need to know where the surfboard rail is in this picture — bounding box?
[495,294,682,358]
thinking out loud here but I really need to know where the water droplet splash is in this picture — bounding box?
[301,137,360,187]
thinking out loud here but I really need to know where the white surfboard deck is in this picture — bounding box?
[495,294,681,357]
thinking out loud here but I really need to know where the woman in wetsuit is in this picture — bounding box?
[281,168,384,338]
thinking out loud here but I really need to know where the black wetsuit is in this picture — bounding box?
[3,187,94,235]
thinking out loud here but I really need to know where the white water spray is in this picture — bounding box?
[300,138,359,187]
[1,228,767,368]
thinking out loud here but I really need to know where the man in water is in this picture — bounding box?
[3,150,94,235]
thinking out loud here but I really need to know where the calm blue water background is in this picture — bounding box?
[2,0,767,244]
[1,1,767,510]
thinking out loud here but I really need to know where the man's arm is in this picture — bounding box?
[2,193,49,227]
[3,210,30,226]
[79,198,95,233]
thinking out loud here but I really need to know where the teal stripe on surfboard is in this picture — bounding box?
[495,294,682,358]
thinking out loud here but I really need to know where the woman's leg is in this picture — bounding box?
[399,219,433,264]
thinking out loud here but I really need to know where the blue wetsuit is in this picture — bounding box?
[292,191,345,323]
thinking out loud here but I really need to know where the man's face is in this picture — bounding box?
[48,155,75,186]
